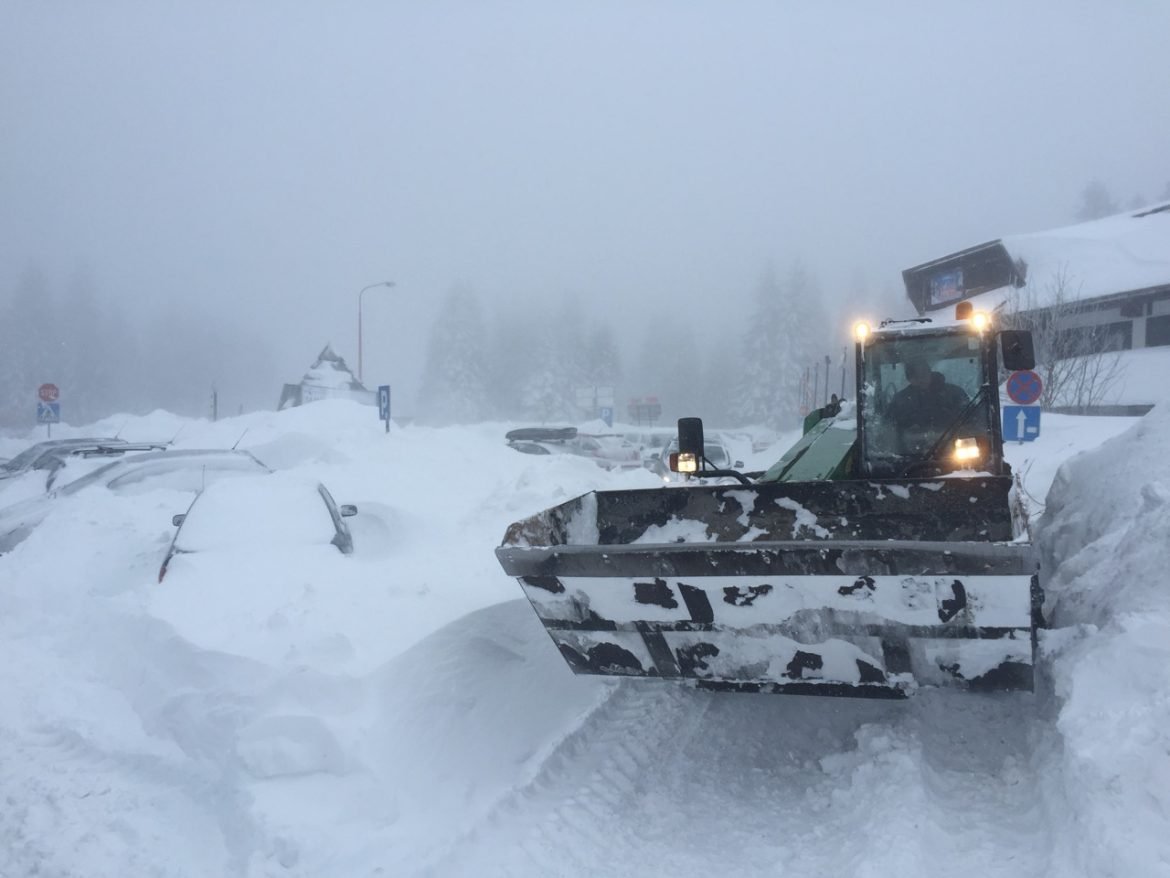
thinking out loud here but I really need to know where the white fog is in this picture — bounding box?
[3,2,1168,425]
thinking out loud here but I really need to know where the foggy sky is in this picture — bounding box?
[3,1,1168,414]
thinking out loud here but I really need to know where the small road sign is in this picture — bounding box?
[37,402,61,424]
[38,383,59,402]
[1006,370,1043,405]
[377,385,391,432]
[599,406,614,428]
[1003,405,1041,442]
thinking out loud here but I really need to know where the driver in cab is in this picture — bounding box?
[889,357,969,450]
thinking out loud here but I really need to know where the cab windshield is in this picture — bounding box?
[859,331,990,476]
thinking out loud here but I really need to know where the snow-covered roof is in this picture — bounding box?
[301,344,365,391]
[906,202,1170,315]
[1003,201,1170,303]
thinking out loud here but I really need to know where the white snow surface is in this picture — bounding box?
[1,398,1168,877]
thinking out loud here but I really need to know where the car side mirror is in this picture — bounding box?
[1000,330,1036,371]
[734,460,744,469]
[171,514,186,527]
[340,504,358,518]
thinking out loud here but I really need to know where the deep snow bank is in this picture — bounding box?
[1035,403,1170,877]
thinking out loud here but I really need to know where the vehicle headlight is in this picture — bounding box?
[853,321,870,342]
[675,452,698,474]
[953,437,981,465]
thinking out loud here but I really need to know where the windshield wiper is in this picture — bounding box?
[900,384,988,478]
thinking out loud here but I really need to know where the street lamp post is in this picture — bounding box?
[358,281,395,385]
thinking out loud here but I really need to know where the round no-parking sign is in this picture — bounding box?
[1006,370,1043,405]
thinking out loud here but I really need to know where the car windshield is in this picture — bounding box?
[859,331,991,476]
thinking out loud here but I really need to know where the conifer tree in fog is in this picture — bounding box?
[517,310,580,424]
[0,268,60,428]
[697,339,738,425]
[416,286,490,425]
[485,304,538,419]
[0,266,281,428]
[634,316,703,423]
[1075,180,1119,222]
[730,263,830,430]
[57,268,112,424]
[583,321,622,395]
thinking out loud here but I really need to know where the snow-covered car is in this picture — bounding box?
[34,441,171,488]
[51,449,271,496]
[653,437,743,483]
[159,476,357,582]
[0,437,130,481]
[148,474,364,669]
[0,449,272,554]
[572,434,642,470]
[623,429,677,469]
[505,427,641,470]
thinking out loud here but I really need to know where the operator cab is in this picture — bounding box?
[854,307,1034,478]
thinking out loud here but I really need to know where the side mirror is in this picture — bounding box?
[1000,330,1036,371]
[677,417,705,458]
[340,504,358,518]
[674,417,705,474]
[733,460,744,469]
[171,514,186,527]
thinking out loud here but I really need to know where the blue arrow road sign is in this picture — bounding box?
[1003,405,1041,442]
[36,402,60,424]
[377,385,391,421]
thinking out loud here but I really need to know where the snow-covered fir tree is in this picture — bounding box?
[416,286,490,425]
[730,263,831,430]
[582,321,622,396]
[1076,180,1119,222]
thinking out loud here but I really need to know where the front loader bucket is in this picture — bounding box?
[496,477,1040,698]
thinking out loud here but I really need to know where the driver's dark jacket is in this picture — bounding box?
[889,373,969,434]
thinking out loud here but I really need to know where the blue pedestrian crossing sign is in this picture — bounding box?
[1002,405,1041,442]
[36,402,60,424]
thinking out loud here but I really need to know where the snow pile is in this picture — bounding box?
[1035,402,1170,876]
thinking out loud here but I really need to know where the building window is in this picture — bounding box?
[1147,314,1170,348]
[1054,320,1133,355]
[1120,299,1145,318]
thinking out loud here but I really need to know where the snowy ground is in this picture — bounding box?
[1,400,1168,877]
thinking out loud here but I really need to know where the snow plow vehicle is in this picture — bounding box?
[495,305,1042,698]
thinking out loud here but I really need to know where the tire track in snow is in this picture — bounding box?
[422,680,710,878]
[426,683,1054,878]
[778,690,1054,877]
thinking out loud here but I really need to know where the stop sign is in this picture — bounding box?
[38,383,59,402]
